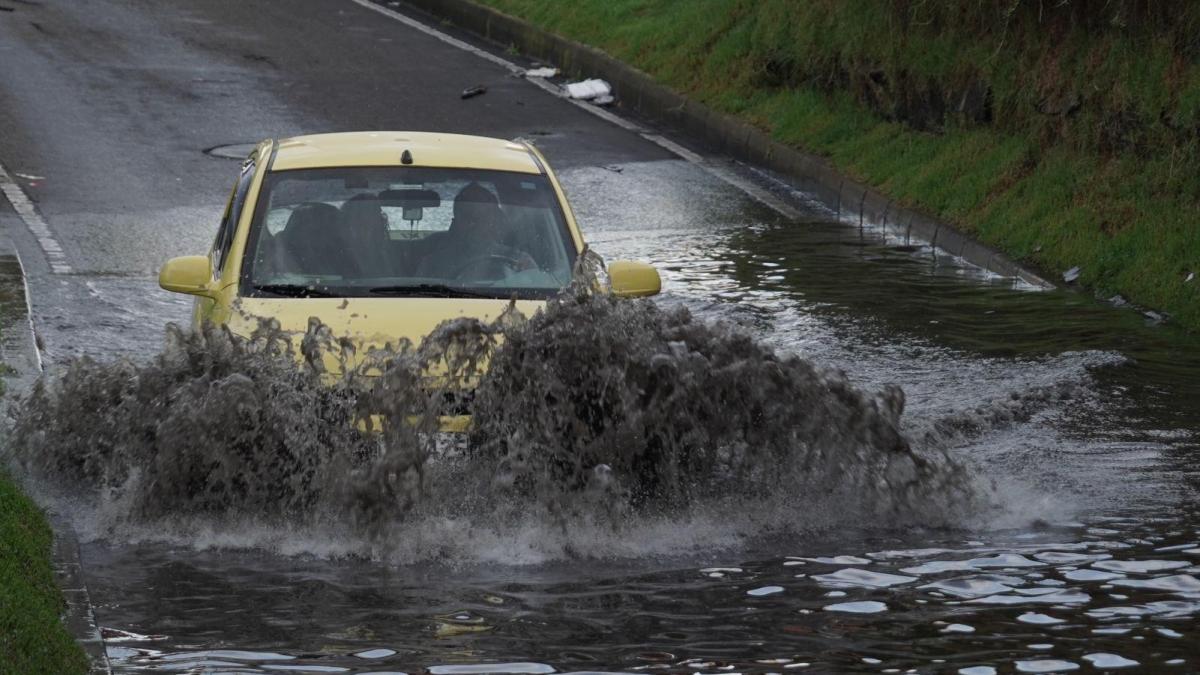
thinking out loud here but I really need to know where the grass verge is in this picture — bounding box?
[1,461,90,672]
[476,0,1199,330]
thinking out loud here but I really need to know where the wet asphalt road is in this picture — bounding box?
[0,0,672,363]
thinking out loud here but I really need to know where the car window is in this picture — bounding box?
[212,158,257,273]
[241,167,577,300]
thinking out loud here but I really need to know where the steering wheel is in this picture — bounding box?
[450,253,523,280]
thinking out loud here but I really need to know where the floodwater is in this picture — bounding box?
[13,159,1200,673]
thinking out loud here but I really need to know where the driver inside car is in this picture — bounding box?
[416,182,536,281]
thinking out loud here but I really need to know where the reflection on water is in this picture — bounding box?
[28,159,1200,673]
[96,517,1199,673]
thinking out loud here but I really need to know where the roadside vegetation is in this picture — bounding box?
[478,0,1200,330]
[0,472,88,674]
[1,360,89,675]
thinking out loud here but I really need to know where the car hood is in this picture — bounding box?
[227,296,543,375]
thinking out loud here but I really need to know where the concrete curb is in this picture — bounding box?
[396,0,1053,289]
[49,513,112,675]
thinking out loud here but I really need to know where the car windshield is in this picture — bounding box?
[241,167,577,299]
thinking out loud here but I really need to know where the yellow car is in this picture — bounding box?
[158,132,660,428]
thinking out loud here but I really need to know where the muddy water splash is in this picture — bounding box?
[9,322,374,521]
[470,289,980,524]
[6,287,999,559]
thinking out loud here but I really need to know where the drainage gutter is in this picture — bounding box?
[49,513,112,675]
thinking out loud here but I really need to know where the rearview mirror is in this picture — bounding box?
[608,260,661,298]
[379,188,441,208]
[381,189,442,225]
[159,255,213,296]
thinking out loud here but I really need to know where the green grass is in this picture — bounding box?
[478,0,1200,330]
[0,471,90,674]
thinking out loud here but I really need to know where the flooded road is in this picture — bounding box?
[90,520,1200,674]
[68,159,1200,674]
[1,0,1198,673]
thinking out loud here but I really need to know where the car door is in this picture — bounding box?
[192,154,259,327]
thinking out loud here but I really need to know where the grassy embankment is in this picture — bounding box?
[0,475,89,674]
[478,0,1200,329]
[0,363,89,674]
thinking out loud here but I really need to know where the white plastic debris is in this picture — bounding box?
[1063,266,1081,283]
[564,78,611,100]
[524,67,559,78]
[1186,272,1195,283]
[592,94,615,106]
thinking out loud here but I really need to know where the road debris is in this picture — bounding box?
[524,67,559,78]
[1062,266,1081,283]
[461,85,487,99]
[564,78,611,101]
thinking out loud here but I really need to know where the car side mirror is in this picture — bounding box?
[159,255,214,296]
[608,260,661,298]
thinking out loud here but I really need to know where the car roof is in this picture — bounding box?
[269,131,543,174]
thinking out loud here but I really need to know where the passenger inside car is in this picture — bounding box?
[268,202,347,277]
[338,193,395,278]
[415,182,535,280]
[247,166,576,295]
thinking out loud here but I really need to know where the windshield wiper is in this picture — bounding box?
[253,283,339,298]
[368,284,499,298]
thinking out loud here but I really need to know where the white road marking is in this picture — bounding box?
[0,160,72,274]
[349,0,525,74]
[347,0,802,219]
